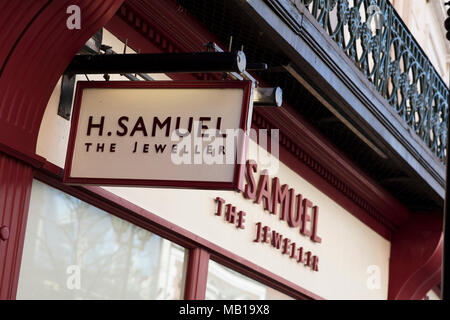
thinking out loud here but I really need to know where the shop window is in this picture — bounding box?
[17,180,187,300]
[205,260,294,300]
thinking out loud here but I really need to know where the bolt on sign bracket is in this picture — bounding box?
[57,74,77,120]
[58,37,281,120]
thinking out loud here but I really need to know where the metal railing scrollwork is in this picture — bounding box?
[295,0,449,162]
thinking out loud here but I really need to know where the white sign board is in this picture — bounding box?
[64,81,252,190]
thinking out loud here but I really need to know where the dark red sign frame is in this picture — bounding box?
[63,80,252,191]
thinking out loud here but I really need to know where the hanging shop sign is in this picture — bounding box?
[64,81,252,190]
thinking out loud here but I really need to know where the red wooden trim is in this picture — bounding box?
[63,80,251,191]
[184,248,210,300]
[35,164,322,300]
[0,152,34,299]
[0,143,46,169]
[388,212,443,300]
[66,179,241,190]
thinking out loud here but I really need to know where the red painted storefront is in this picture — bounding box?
[0,0,443,300]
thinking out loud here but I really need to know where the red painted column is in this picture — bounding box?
[184,248,210,300]
[0,0,124,300]
[388,212,443,300]
[0,152,34,299]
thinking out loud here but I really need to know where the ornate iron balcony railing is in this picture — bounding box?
[296,0,449,162]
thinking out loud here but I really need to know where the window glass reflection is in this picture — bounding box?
[17,180,186,300]
[206,260,294,300]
